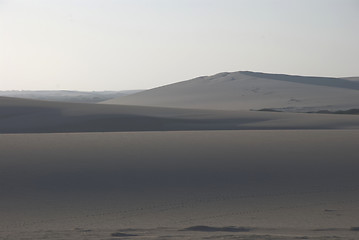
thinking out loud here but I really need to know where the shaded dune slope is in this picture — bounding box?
[1,96,359,133]
[242,71,359,90]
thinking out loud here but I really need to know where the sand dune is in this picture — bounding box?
[1,72,359,239]
[0,90,142,103]
[1,96,359,133]
[344,76,359,82]
[1,130,359,239]
[104,71,359,112]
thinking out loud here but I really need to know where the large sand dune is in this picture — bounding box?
[104,71,359,112]
[1,96,359,133]
[1,130,359,239]
[1,72,359,239]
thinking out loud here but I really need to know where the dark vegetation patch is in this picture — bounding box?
[256,108,359,115]
[180,225,252,232]
[310,109,359,115]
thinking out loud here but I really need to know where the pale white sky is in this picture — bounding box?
[1,0,358,90]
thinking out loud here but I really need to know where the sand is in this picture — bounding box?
[1,96,359,133]
[0,90,143,103]
[1,71,359,239]
[104,71,359,112]
[1,130,359,239]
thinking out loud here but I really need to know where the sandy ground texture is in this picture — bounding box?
[104,71,359,112]
[1,130,359,239]
[1,96,359,133]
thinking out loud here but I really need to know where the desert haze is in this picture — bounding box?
[1,71,359,239]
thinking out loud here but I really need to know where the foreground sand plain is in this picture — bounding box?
[1,130,359,239]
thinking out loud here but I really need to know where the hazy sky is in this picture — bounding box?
[1,0,358,90]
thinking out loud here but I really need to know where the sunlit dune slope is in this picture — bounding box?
[104,71,359,112]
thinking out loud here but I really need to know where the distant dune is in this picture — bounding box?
[1,96,359,133]
[104,71,359,112]
[344,76,359,82]
[0,90,143,103]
